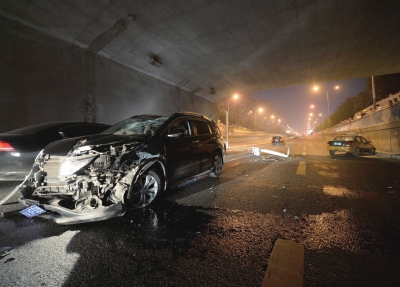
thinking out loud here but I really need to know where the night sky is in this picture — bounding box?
[252,77,368,134]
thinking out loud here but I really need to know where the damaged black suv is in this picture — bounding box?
[17,112,225,224]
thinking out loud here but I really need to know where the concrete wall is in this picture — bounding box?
[0,15,217,133]
[320,120,400,154]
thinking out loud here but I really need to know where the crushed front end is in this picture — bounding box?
[18,138,164,225]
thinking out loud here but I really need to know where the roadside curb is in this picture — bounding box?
[376,152,400,159]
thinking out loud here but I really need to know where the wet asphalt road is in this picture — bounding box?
[1,135,400,286]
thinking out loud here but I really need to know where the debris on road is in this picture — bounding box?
[0,247,13,258]
[387,187,399,194]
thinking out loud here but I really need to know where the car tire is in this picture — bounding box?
[126,169,161,208]
[209,151,223,178]
[353,148,360,157]
[329,150,335,156]
[369,148,376,155]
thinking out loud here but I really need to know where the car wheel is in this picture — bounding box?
[353,148,360,157]
[126,169,161,208]
[209,152,223,178]
[329,150,335,156]
[369,148,376,155]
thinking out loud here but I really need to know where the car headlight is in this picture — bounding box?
[59,155,97,176]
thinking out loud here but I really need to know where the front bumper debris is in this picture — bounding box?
[18,198,125,225]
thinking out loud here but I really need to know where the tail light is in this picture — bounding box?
[345,141,353,146]
[0,141,15,151]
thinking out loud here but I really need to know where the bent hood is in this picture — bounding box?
[43,134,146,156]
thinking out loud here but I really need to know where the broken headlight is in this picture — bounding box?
[59,154,97,176]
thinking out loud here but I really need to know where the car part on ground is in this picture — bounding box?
[17,112,225,224]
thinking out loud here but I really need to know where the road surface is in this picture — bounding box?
[1,133,400,287]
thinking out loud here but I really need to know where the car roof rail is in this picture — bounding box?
[130,114,164,118]
[172,112,211,121]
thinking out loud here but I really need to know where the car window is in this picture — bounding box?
[4,122,68,134]
[60,124,108,138]
[194,121,211,135]
[209,122,217,134]
[168,120,192,136]
[361,137,369,143]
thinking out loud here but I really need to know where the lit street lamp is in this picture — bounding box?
[313,85,339,126]
[224,94,238,149]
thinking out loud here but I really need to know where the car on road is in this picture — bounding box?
[271,135,285,145]
[0,122,111,181]
[326,135,376,156]
[17,112,225,224]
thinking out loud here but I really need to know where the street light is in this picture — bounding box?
[313,85,339,126]
[268,115,275,132]
[254,107,263,133]
[225,94,238,149]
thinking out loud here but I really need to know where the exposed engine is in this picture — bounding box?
[19,139,158,216]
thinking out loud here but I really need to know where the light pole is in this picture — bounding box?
[254,108,263,133]
[225,94,238,150]
[313,85,339,126]
[278,118,281,133]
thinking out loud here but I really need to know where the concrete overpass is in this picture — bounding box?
[1,0,399,131]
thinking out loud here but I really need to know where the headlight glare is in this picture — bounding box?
[59,156,96,176]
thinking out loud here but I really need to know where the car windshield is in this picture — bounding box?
[101,116,169,136]
[333,136,355,141]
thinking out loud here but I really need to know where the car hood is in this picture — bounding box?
[43,134,146,156]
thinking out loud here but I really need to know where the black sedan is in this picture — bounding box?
[0,122,110,181]
[271,135,285,145]
[17,112,225,224]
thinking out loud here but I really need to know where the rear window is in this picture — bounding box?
[5,122,71,134]
[60,124,108,138]
[333,136,355,141]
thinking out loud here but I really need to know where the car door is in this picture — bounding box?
[163,119,200,182]
[355,136,366,152]
[360,136,373,152]
[192,120,214,172]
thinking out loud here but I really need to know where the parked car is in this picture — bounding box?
[326,135,376,156]
[271,135,285,145]
[17,112,225,224]
[0,122,111,181]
